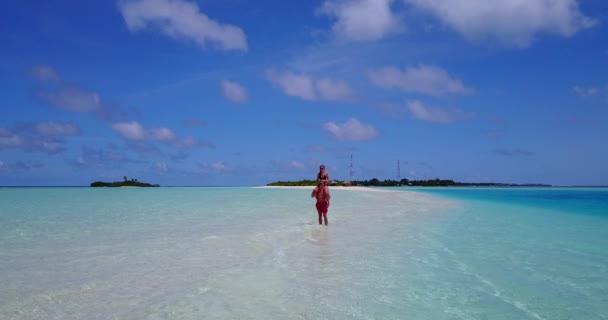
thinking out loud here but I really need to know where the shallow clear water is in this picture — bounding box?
[397,187,608,319]
[0,187,607,319]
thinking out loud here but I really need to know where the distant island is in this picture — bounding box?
[267,178,550,187]
[90,176,159,187]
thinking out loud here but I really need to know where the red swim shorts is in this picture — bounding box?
[316,201,329,214]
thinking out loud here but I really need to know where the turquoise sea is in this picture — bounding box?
[0,187,607,319]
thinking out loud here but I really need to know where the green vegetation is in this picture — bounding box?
[266,178,451,187]
[266,180,349,187]
[267,178,550,187]
[351,178,457,186]
[90,176,159,187]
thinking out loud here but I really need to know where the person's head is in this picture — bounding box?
[319,165,325,172]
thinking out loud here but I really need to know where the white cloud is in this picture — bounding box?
[0,129,24,148]
[30,65,132,120]
[573,85,602,97]
[266,70,357,102]
[200,161,227,173]
[406,100,452,123]
[149,127,176,141]
[318,0,401,42]
[42,86,102,113]
[573,85,608,104]
[111,122,213,148]
[174,136,214,148]
[72,147,129,169]
[221,80,248,103]
[315,0,595,47]
[209,162,225,171]
[323,118,379,141]
[175,136,198,148]
[406,100,473,123]
[154,162,169,172]
[406,0,597,47]
[30,65,61,83]
[111,121,146,140]
[290,160,306,169]
[112,121,215,148]
[266,70,316,100]
[15,161,44,170]
[0,127,66,154]
[316,78,358,101]
[38,141,62,153]
[369,65,473,96]
[34,122,81,136]
[119,0,247,51]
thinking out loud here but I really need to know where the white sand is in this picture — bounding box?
[257,185,396,193]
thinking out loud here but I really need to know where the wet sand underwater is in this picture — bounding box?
[2,186,607,319]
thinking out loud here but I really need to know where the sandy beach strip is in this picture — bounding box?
[256,185,398,193]
[258,185,459,206]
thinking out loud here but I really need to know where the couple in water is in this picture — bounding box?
[311,165,330,225]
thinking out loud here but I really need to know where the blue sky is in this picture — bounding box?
[1,0,607,186]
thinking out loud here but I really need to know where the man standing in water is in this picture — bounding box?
[312,165,330,225]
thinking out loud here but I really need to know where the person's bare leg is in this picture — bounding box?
[312,185,319,198]
[323,212,328,225]
[318,211,322,224]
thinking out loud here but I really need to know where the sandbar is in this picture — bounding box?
[257,185,396,193]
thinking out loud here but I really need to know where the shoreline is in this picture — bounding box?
[256,185,397,193]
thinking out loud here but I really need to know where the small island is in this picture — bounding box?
[267,178,550,187]
[90,176,159,187]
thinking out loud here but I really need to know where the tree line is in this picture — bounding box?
[266,178,550,187]
[267,178,457,187]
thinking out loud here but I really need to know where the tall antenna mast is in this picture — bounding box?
[397,160,401,181]
[349,154,354,182]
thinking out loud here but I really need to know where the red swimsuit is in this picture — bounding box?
[316,201,329,213]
